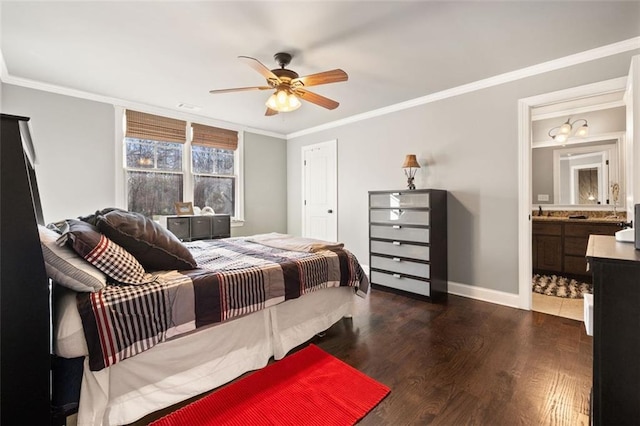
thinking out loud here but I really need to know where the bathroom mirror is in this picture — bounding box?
[532,135,625,209]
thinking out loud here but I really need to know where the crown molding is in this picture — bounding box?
[2,36,638,141]
[287,36,640,139]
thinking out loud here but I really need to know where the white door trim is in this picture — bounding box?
[301,139,338,240]
[517,77,628,310]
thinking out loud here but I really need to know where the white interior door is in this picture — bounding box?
[302,140,337,241]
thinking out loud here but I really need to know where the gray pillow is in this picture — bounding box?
[38,225,106,292]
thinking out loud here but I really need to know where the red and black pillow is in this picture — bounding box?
[61,220,149,285]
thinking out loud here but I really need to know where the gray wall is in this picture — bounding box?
[234,132,287,236]
[532,147,554,204]
[287,50,640,295]
[1,84,115,223]
[1,84,288,232]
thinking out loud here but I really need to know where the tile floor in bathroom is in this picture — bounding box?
[532,292,585,321]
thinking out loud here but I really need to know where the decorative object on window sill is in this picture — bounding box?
[201,206,215,215]
[175,201,194,216]
[402,154,421,190]
[548,117,589,143]
[209,52,348,116]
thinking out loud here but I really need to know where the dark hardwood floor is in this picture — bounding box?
[132,289,593,425]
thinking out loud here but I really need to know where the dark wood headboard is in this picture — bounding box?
[0,113,51,424]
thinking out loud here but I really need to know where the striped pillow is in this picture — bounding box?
[61,220,148,285]
[38,225,106,292]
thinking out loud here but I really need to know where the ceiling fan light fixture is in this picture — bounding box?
[211,53,347,116]
[266,88,301,112]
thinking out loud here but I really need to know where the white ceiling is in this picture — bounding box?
[1,1,640,136]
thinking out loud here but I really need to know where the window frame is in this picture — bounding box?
[115,107,244,224]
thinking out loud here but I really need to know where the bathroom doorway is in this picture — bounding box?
[517,75,631,318]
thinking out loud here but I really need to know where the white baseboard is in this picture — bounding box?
[447,281,521,309]
[362,263,521,309]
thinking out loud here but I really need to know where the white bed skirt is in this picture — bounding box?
[77,287,358,426]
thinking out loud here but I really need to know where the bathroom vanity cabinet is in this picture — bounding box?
[532,218,622,279]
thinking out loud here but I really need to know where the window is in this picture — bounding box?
[192,146,235,215]
[124,110,187,217]
[191,123,239,216]
[125,138,183,217]
[122,110,241,219]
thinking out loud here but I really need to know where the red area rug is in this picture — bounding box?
[151,344,390,426]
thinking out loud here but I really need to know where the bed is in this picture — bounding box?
[2,113,370,425]
[45,220,369,426]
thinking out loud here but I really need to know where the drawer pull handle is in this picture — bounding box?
[392,273,402,278]
[392,257,401,262]
[392,225,402,229]
[392,192,400,196]
[392,241,401,246]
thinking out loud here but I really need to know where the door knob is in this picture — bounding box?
[327,209,333,213]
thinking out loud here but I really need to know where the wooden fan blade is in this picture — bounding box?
[294,88,339,110]
[291,69,348,88]
[209,86,271,94]
[238,56,281,85]
[265,108,279,116]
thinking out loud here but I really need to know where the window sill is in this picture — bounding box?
[231,220,244,228]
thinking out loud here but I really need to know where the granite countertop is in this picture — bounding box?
[532,216,624,224]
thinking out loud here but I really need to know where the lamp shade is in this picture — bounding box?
[559,121,572,134]
[575,123,589,137]
[402,154,420,168]
[266,88,301,112]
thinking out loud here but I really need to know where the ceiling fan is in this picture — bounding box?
[209,52,348,116]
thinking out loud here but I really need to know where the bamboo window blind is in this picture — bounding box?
[125,110,187,143]
[191,123,238,151]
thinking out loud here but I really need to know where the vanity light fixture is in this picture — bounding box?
[402,154,421,190]
[548,117,589,143]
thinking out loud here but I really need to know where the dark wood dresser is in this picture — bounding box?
[161,214,231,241]
[368,189,447,301]
[586,235,640,425]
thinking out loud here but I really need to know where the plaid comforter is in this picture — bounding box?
[76,237,368,371]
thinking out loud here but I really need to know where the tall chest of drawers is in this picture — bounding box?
[369,189,448,300]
